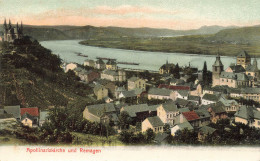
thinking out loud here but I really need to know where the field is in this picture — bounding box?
[80,35,260,57]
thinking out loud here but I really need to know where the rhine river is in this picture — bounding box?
[40,40,259,72]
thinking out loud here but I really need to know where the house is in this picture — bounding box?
[195,108,211,127]
[95,59,106,69]
[174,90,189,100]
[159,61,175,75]
[118,88,143,103]
[84,59,95,68]
[170,78,185,86]
[115,87,126,99]
[39,110,49,126]
[175,98,197,110]
[182,111,201,128]
[20,107,39,127]
[101,69,126,82]
[93,84,109,100]
[148,88,174,100]
[198,126,216,142]
[171,122,193,136]
[234,105,260,129]
[207,102,228,123]
[3,105,21,120]
[201,93,220,105]
[120,104,158,123]
[83,103,118,124]
[106,59,117,70]
[95,79,116,97]
[189,83,203,97]
[77,70,100,83]
[158,84,190,91]
[127,76,146,91]
[157,102,180,125]
[187,95,201,105]
[242,87,260,103]
[65,63,77,72]
[218,96,239,113]
[142,116,164,133]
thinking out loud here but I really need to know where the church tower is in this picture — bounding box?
[212,53,224,87]
[236,50,251,69]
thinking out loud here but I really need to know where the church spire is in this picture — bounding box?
[20,21,23,33]
[4,18,7,29]
[8,19,12,29]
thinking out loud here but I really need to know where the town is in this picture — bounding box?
[0,19,260,145]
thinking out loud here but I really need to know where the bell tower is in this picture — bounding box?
[212,53,224,87]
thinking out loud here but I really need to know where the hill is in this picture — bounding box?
[0,24,238,41]
[80,25,260,57]
[209,26,260,45]
[0,38,93,109]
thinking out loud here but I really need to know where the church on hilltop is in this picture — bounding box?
[2,19,23,42]
[212,51,259,88]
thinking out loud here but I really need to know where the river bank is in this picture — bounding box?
[40,40,260,72]
[79,36,260,57]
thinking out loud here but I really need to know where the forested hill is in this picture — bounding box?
[0,38,93,109]
[0,24,237,41]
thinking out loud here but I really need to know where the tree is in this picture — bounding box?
[172,63,180,79]
[118,111,132,130]
[203,61,207,73]
[202,61,210,85]
[145,128,155,143]
[163,124,171,135]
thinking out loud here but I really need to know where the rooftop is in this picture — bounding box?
[21,107,39,117]
[182,111,200,121]
[147,116,164,127]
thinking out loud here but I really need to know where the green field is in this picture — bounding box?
[80,35,260,57]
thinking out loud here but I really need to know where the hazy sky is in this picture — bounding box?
[0,0,259,29]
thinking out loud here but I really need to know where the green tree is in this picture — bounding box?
[145,128,155,143]
[118,111,132,130]
[172,63,180,79]
[163,124,171,135]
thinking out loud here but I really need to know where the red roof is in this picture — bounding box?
[182,111,200,121]
[158,84,190,91]
[21,107,39,117]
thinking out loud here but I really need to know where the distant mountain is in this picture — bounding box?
[0,24,240,41]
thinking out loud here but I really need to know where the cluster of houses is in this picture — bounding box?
[80,51,260,142]
[0,105,49,128]
[1,50,260,143]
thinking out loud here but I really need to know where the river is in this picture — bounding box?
[40,40,259,72]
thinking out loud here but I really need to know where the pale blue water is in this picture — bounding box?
[40,40,259,72]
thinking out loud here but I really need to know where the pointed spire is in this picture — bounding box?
[20,21,23,33]
[8,19,12,29]
[4,18,7,29]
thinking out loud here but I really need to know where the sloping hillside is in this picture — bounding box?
[210,26,260,44]
[0,39,93,109]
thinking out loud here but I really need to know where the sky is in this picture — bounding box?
[0,0,260,30]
